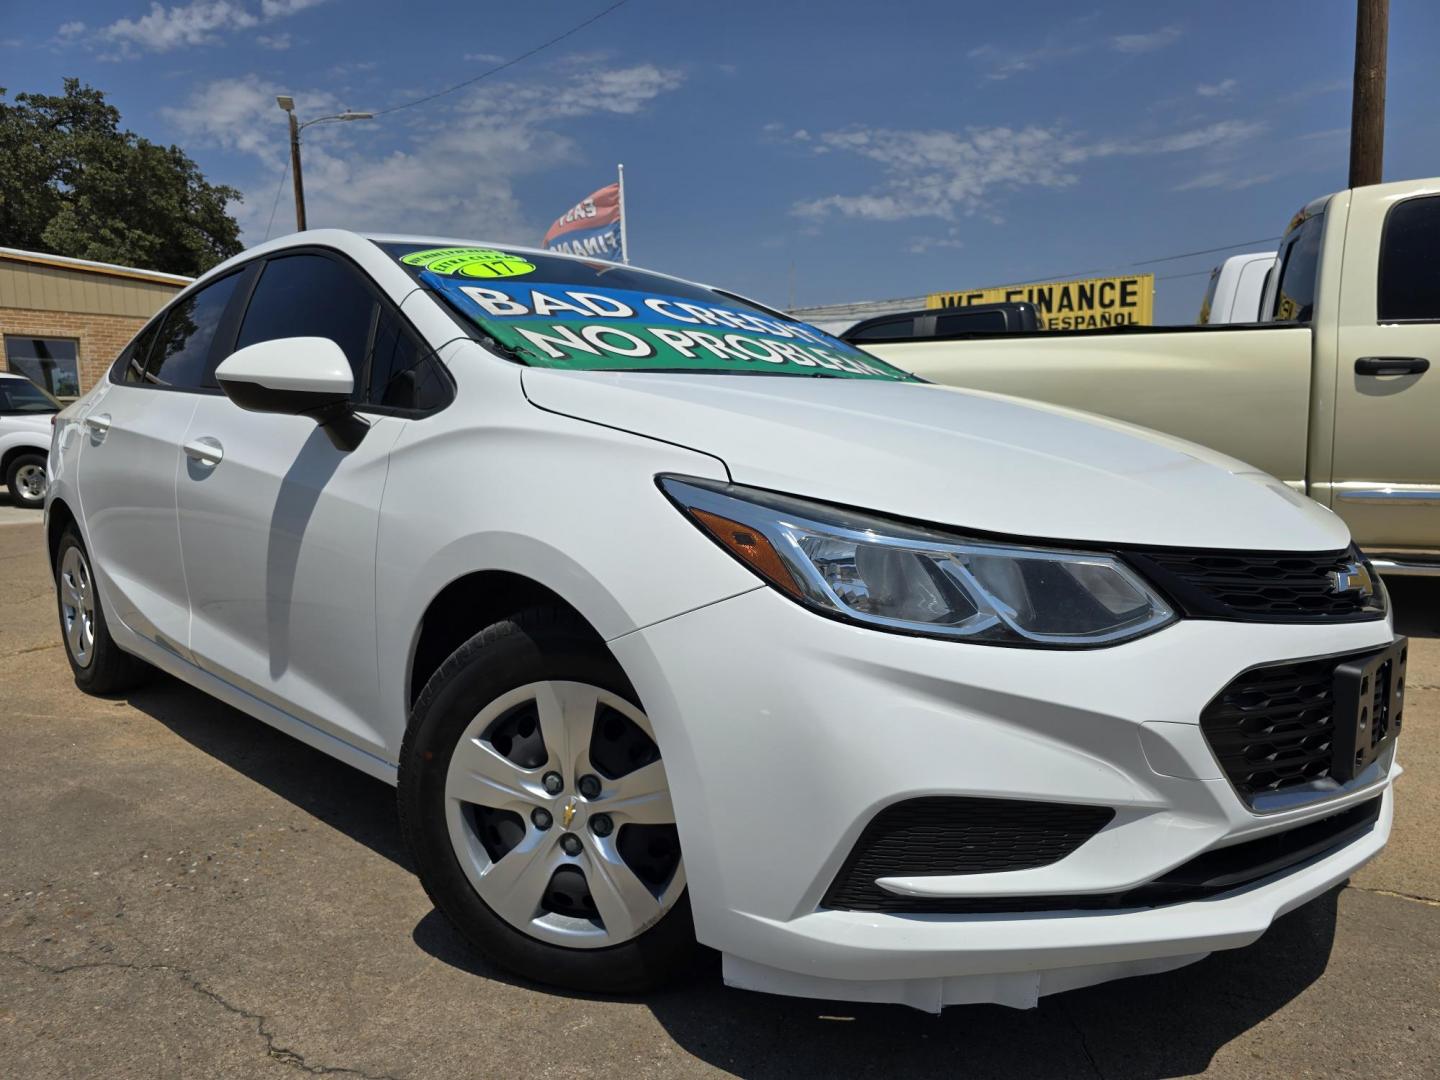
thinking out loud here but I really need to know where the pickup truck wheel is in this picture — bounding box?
[398,606,696,993]
[6,452,47,507]
[55,527,153,694]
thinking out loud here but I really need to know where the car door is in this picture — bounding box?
[175,250,420,758]
[1331,188,1440,550]
[75,270,248,657]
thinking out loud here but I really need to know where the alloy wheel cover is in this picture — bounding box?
[443,680,684,949]
[59,546,96,668]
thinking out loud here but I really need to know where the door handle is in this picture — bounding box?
[1355,356,1430,376]
[84,413,111,440]
[183,436,224,468]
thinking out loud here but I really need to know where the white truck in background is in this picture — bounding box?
[865,178,1440,575]
[1198,251,1276,324]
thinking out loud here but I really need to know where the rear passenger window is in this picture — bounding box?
[367,309,450,411]
[145,273,243,388]
[1378,195,1440,322]
[118,320,161,383]
[234,254,378,391]
[935,310,1007,336]
[845,317,916,342]
[1270,213,1324,323]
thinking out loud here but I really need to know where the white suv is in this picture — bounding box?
[1,371,58,507]
[46,232,1403,1010]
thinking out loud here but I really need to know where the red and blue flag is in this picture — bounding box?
[541,182,623,260]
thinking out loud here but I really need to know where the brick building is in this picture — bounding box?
[0,247,191,399]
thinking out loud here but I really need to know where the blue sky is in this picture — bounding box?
[6,0,1440,321]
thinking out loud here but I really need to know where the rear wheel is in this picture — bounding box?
[399,607,695,992]
[55,528,152,694]
[5,452,47,507]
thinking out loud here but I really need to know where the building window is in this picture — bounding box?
[4,336,82,398]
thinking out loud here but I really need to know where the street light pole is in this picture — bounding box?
[275,96,373,232]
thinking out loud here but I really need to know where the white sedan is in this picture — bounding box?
[45,232,1403,1010]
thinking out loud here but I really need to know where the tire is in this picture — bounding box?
[55,526,153,695]
[6,452,47,507]
[399,606,697,993]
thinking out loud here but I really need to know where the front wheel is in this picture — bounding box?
[6,452,47,507]
[398,607,695,993]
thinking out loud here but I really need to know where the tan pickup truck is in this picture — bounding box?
[866,177,1440,576]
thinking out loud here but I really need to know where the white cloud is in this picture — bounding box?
[260,0,325,14]
[1196,78,1237,97]
[256,32,290,49]
[463,52,505,63]
[1111,26,1183,53]
[163,64,684,242]
[1173,170,1276,192]
[790,118,1265,225]
[59,0,326,56]
[966,41,1088,82]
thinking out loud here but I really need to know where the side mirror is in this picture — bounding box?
[215,337,368,450]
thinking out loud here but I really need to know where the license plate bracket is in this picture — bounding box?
[1331,637,1407,782]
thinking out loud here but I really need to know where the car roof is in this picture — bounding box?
[190,229,776,324]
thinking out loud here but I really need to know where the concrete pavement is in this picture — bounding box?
[1,520,1436,1079]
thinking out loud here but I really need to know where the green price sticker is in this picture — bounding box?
[401,247,537,279]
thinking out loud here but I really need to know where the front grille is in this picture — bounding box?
[1200,656,1340,800]
[1121,545,1383,623]
[820,796,1114,913]
[824,795,1382,915]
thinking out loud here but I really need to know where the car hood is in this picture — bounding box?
[521,369,1351,551]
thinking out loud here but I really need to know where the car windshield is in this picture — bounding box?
[0,377,60,413]
[382,242,915,382]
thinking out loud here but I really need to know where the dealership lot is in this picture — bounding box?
[1,513,1436,1079]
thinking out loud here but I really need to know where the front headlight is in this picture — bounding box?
[661,476,1175,647]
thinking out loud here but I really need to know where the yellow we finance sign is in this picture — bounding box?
[927,274,1154,330]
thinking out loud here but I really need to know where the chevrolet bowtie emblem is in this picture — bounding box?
[1328,560,1374,598]
[562,799,577,829]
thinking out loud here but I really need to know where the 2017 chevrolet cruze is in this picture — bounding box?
[46,232,1404,1010]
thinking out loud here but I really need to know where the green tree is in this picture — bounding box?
[0,78,242,275]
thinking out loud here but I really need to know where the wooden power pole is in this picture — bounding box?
[287,109,307,232]
[1348,0,1389,188]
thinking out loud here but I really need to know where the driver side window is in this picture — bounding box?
[229,253,378,398]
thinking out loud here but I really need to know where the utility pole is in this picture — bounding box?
[286,107,307,232]
[1348,0,1388,188]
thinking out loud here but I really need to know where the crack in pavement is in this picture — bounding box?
[1348,885,1440,907]
[1059,1000,1107,1079]
[4,642,60,657]
[1,949,404,1080]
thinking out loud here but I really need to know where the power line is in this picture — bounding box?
[263,158,290,241]
[373,0,631,117]
[1010,235,1284,286]
[1156,268,1218,281]
[1133,236,1283,266]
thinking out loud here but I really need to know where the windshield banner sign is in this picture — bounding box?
[421,271,908,379]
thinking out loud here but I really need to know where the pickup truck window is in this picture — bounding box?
[1198,268,1221,324]
[1271,212,1324,322]
[1378,194,1440,322]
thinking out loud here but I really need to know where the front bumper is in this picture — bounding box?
[609,585,1398,1009]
